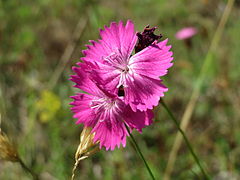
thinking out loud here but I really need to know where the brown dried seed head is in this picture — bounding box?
[135,25,162,53]
[0,133,19,162]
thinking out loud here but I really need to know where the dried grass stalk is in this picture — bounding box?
[71,127,99,180]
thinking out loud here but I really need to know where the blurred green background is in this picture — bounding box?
[0,0,239,179]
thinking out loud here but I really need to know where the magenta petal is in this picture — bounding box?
[82,20,137,65]
[124,109,154,132]
[124,73,168,111]
[129,39,173,80]
[92,63,121,92]
[70,94,97,127]
[70,64,101,96]
[92,116,127,151]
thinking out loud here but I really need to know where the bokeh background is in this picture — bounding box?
[0,0,240,179]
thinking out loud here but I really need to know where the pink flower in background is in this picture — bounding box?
[82,20,173,112]
[70,64,153,150]
[175,27,198,40]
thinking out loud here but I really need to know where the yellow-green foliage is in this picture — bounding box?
[36,90,61,123]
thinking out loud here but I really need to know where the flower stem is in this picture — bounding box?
[125,124,155,180]
[160,100,210,179]
[18,158,39,180]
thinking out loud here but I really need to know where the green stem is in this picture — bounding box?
[125,124,155,180]
[18,158,39,180]
[160,100,210,180]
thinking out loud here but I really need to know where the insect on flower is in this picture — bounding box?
[117,85,125,97]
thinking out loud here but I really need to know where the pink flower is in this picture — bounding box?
[81,20,173,112]
[175,27,198,40]
[70,64,153,150]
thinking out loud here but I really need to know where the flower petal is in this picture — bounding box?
[129,39,173,80]
[91,63,121,94]
[70,93,97,127]
[70,63,101,96]
[124,74,168,111]
[92,115,128,151]
[82,20,137,65]
[124,109,154,132]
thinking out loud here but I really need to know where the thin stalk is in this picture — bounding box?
[163,0,235,179]
[160,100,210,180]
[18,158,39,180]
[125,124,155,180]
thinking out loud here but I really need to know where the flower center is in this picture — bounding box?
[117,65,131,88]
[121,66,129,73]
[90,97,116,111]
[90,97,122,122]
[103,49,131,88]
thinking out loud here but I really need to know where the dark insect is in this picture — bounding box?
[118,85,125,97]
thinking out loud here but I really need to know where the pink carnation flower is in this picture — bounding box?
[175,27,198,40]
[81,20,173,112]
[70,64,153,150]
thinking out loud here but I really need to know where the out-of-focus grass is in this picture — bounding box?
[0,0,239,179]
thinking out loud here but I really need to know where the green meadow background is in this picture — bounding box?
[0,0,239,179]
